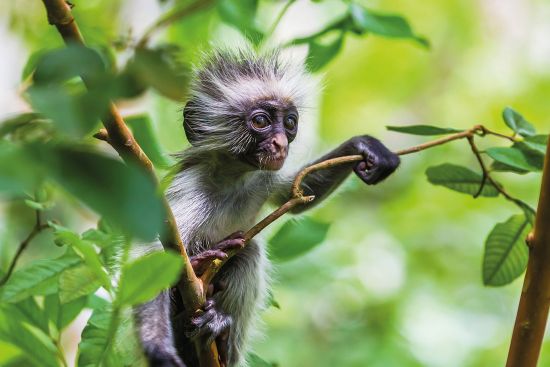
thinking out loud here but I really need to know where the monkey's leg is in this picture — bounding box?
[189,241,267,366]
[135,290,186,367]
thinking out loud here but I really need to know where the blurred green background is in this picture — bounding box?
[0,0,549,366]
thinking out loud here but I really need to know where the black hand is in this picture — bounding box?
[348,135,400,185]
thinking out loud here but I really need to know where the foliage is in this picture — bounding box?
[389,108,544,286]
[0,0,547,366]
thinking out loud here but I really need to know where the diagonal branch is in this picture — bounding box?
[40,0,204,314]
[200,124,517,289]
[0,210,49,286]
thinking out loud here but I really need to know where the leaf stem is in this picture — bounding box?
[0,209,49,286]
[137,0,215,47]
[266,0,295,39]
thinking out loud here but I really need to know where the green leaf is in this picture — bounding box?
[268,217,330,262]
[247,353,276,367]
[21,49,50,81]
[59,264,102,304]
[0,141,43,195]
[483,214,530,286]
[29,143,165,240]
[13,298,50,334]
[58,296,88,330]
[0,112,43,138]
[126,114,173,168]
[490,160,529,175]
[387,124,462,136]
[28,46,132,137]
[306,32,345,72]
[217,0,264,44]
[32,45,106,85]
[44,294,88,331]
[24,198,54,211]
[0,251,82,303]
[425,163,499,197]
[0,309,59,367]
[266,289,280,309]
[27,84,108,138]
[502,107,536,137]
[516,201,536,225]
[348,3,429,47]
[486,146,543,172]
[117,252,183,306]
[127,46,190,101]
[522,134,548,155]
[53,228,111,290]
[78,303,121,367]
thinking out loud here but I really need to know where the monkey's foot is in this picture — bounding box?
[187,298,232,345]
[190,231,245,276]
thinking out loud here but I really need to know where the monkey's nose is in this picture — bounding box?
[271,133,288,153]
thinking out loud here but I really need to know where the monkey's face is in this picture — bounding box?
[243,99,298,171]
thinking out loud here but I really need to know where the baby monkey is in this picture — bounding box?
[134,49,400,367]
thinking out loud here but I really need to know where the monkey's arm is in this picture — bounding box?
[274,135,399,213]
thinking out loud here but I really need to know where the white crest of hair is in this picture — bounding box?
[185,44,316,155]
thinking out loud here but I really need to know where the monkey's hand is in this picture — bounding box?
[348,135,400,185]
[189,231,245,277]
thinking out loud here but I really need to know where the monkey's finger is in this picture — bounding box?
[225,231,245,240]
[190,308,216,329]
[354,163,383,185]
[215,238,246,252]
[191,250,228,265]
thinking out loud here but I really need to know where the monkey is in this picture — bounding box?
[133,48,400,367]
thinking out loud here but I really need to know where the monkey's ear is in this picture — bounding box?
[183,100,200,146]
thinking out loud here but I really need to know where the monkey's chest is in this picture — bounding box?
[172,188,267,254]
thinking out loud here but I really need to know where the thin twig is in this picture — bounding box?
[0,211,49,286]
[467,135,526,207]
[200,195,314,286]
[201,124,517,286]
[137,0,215,47]
[467,136,489,198]
[265,0,295,39]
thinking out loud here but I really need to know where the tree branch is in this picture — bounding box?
[0,210,49,286]
[40,0,204,314]
[137,0,215,47]
[201,124,515,288]
[506,135,550,367]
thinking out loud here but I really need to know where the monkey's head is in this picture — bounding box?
[183,48,310,171]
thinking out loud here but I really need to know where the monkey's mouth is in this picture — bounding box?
[255,152,287,171]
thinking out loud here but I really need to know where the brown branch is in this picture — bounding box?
[506,135,550,367]
[40,0,204,314]
[466,135,526,207]
[137,0,215,47]
[0,211,49,286]
[202,124,513,286]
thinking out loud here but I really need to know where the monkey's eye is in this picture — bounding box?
[284,116,297,130]
[251,114,270,130]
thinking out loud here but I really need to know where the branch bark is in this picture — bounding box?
[40,0,204,314]
[506,135,550,367]
[0,211,49,286]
